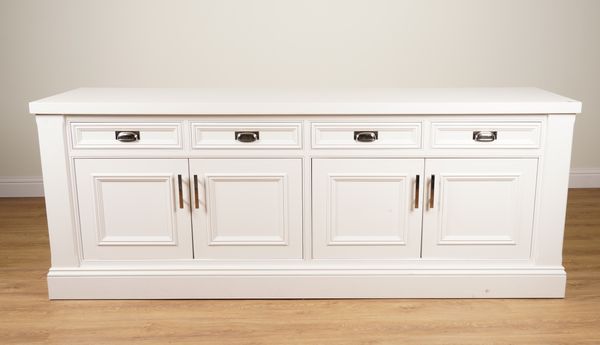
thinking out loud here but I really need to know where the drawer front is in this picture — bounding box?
[191,122,301,149]
[311,122,421,149]
[70,122,182,149]
[431,122,542,148]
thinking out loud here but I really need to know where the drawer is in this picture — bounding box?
[70,122,182,149]
[431,122,542,148]
[311,122,421,149]
[191,122,301,149]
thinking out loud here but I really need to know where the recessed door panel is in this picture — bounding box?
[422,158,538,259]
[75,159,193,260]
[190,159,302,259]
[312,159,424,259]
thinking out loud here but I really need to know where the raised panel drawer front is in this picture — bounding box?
[74,159,193,260]
[191,122,301,148]
[311,122,421,149]
[312,159,424,259]
[70,122,182,149]
[190,159,302,259]
[431,121,542,148]
[422,158,538,259]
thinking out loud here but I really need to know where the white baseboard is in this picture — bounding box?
[0,169,599,197]
[0,177,44,197]
[569,168,600,188]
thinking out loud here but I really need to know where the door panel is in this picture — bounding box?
[422,158,538,259]
[75,159,193,260]
[190,159,302,259]
[312,159,424,259]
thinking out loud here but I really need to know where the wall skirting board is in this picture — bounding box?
[0,177,44,197]
[568,169,600,188]
[0,170,599,197]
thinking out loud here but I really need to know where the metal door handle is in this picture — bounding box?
[115,131,140,142]
[429,174,435,209]
[177,174,184,209]
[354,131,378,142]
[473,130,497,142]
[235,131,259,143]
[193,175,199,209]
[415,175,420,209]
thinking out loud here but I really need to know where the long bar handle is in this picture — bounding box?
[414,175,420,209]
[193,175,199,209]
[177,174,184,209]
[429,174,435,209]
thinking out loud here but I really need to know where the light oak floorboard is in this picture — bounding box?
[1,190,599,345]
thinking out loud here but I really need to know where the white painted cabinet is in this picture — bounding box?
[30,88,581,299]
[190,159,303,259]
[312,159,423,259]
[421,159,538,259]
[74,159,193,260]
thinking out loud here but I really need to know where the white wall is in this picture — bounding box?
[1,0,599,188]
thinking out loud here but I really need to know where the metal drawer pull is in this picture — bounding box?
[235,131,259,143]
[429,174,435,209]
[115,131,140,142]
[193,175,199,209]
[415,174,420,209]
[177,174,184,209]
[354,131,378,142]
[472,130,497,142]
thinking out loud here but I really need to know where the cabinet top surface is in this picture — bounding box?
[29,87,581,115]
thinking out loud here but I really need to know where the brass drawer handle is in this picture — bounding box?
[473,130,497,142]
[415,174,420,209]
[354,131,378,142]
[193,175,199,209]
[235,131,259,143]
[429,174,435,209]
[177,174,184,209]
[115,131,140,142]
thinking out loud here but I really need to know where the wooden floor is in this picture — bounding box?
[1,190,599,344]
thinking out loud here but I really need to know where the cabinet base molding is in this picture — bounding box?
[47,268,566,299]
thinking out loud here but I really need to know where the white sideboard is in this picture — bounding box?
[29,88,581,299]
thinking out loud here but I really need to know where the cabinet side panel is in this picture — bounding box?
[35,115,80,267]
[533,114,576,266]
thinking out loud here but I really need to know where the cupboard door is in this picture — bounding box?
[74,159,193,260]
[422,159,537,259]
[190,159,302,259]
[312,159,424,259]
